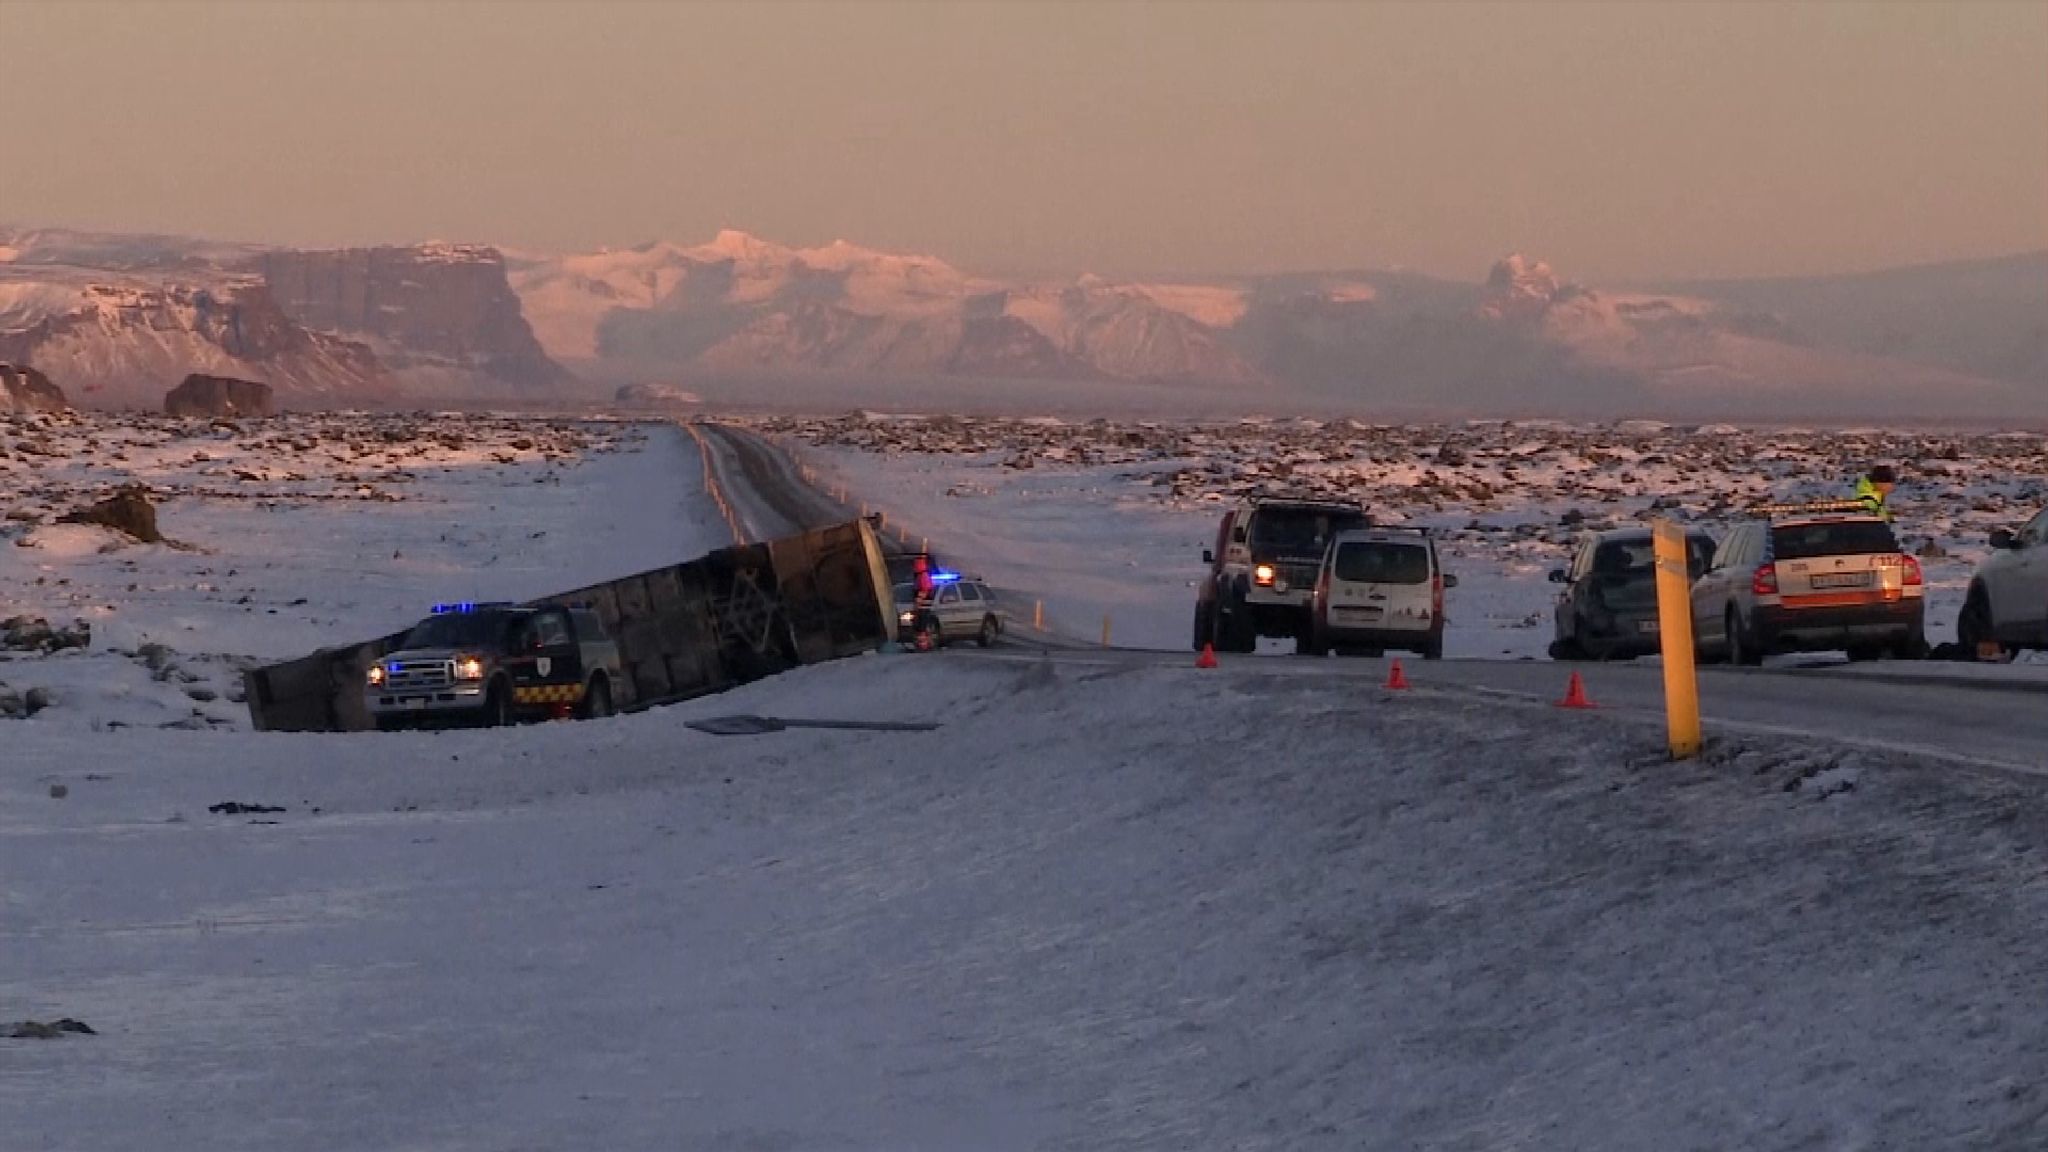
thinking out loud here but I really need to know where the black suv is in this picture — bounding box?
[1550,528,1717,661]
[366,602,626,729]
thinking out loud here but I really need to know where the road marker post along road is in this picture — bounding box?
[1652,517,1704,760]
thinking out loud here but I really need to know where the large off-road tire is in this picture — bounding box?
[480,681,513,728]
[1219,602,1257,653]
[1727,608,1762,667]
[580,676,613,720]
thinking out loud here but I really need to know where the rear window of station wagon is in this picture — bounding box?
[1333,542,1431,585]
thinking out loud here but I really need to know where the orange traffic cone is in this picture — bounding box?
[1195,643,1219,670]
[1385,659,1410,690]
[1557,670,1596,709]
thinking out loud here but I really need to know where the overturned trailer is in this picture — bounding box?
[244,518,897,732]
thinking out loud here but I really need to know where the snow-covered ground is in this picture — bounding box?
[763,414,2046,657]
[10,651,2048,1149]
[0,412,730,733]
[9,408,2048,1149]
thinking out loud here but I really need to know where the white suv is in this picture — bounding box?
[1309,527,1452,659]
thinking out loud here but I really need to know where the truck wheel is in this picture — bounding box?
[977,616,999,648]
[374,715,405,733]
[1421,634,1444,661]
[481,682,513,727]
[1891,633,1929,662]
[1192,601,1215,651]
[1547,637,1582,661]
[581,677,613,720]
[1294,628,1320,657]
[1222,604,1257,653]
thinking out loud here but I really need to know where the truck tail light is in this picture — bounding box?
[1751,563,1779,596]
[1253,563,1276,587]
[1901,554,1923,587]
[1431,574,1445,617]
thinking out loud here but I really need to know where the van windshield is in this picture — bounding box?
[1333,542,1430,585]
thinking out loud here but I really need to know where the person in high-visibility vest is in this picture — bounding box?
[1854,464,1898,521]
[909,554,939,651]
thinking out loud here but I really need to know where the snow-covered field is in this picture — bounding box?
[762,414,2047,657]
[11,650,2048,1149]
[12,408,2048,1149]
[0,411,729,733]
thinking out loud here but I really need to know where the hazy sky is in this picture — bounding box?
[4,0,2043,282]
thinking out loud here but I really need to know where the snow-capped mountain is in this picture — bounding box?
[509,231,1258,384]
[0,270,394,410]
[0,228,565,408]
[513,232,2033,417]
[255,244,570,396]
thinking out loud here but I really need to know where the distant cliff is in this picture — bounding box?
[255,244,571,395]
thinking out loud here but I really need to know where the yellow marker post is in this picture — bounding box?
[1101,615,1113,647]
[1033,601,1044,631]
[1652,518,1702,760]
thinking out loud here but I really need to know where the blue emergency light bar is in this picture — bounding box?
[930,570,963,584]
[430,600,515,615]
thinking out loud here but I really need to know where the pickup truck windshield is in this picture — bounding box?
[401,612,521,649]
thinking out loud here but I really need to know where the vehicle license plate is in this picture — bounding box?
[1340,607,1384,622]
[1809,572,1873,590]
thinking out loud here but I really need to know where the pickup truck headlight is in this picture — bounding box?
[366,665,386,687]
[455,657,485,681]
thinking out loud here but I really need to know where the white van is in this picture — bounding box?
[1309,527,1452,659]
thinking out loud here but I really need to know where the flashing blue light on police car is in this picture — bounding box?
[930,570,962,584]
[430,600,513,615]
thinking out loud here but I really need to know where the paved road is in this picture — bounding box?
[698,421,2048,775]
[950,645,2048,775]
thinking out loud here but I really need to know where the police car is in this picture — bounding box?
[1690,501,1927,664]
[366,601,625,729]
[892,570,1005,650]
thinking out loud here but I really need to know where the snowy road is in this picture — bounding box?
[954,647,2048,776]
[704,420,2048,773]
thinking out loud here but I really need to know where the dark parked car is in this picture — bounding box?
[1549,528,1716,660]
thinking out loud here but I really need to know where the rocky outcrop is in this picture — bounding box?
[0,364,66,413]
[58,484,163,542]
[255,245,571,394]
[165,374,275,419]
